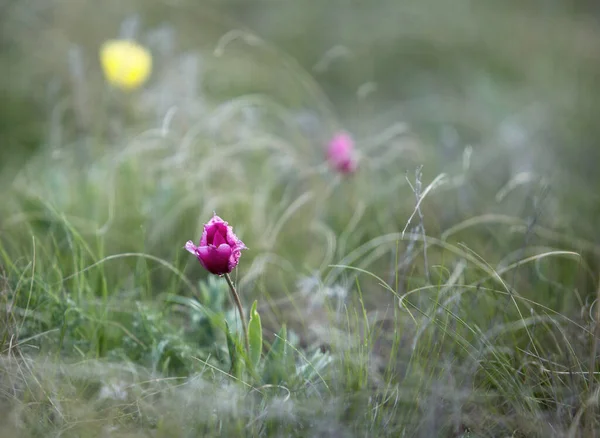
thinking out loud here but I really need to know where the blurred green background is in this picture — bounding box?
[3,0,600,241]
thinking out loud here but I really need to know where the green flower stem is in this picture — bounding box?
[224,273,249,354]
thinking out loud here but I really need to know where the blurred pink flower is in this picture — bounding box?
[327,131,358,174]
[185,214,247,275]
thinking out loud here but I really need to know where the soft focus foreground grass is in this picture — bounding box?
[2,1,600,437]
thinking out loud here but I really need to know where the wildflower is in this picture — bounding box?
[327,131,358,174]
[185,214,247,275]
[99,39,152,90]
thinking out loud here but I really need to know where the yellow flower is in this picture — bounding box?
[100,39,152,90]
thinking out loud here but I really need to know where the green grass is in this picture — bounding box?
[2,1,600,437]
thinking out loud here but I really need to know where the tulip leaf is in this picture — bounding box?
[263,325,295,385]
[225,320,243,379]
[248,300,262,370]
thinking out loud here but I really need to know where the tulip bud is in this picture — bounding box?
[185,215,247,275]
[326,131,358,174]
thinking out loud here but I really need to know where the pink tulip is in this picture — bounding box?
[327,131,358,174]
[185,214,247,275]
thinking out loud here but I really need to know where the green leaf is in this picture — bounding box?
[263,325,294,385]
[248,300,263,370]
[225,320,243,379]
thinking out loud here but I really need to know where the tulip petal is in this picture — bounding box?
[216,243,232,258]
[213,229,227,247]
[184,240,198,255]
[196,244,232,275]
[202,217,227,246]
[228,248,243,272]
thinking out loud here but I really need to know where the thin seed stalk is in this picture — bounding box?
[585,270,600,438]
[224,273,249,353]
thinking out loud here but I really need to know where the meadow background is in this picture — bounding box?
[2,1,600,436]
